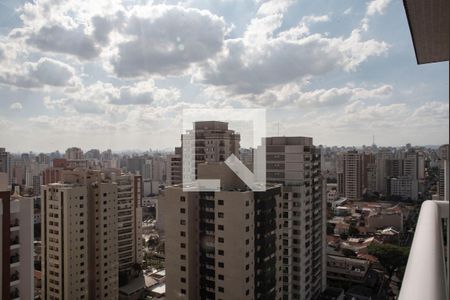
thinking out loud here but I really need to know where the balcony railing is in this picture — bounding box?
[398,200,448,300]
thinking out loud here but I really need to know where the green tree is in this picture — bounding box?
[327,223,335,235]
[368,243,410,282]
[341,248,356,257]
[348,224,359,236]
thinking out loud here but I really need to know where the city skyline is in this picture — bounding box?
[0,0,448,152]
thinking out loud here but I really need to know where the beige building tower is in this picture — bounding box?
[105,171,143,277]
[41,169,119,300]
[163,163,282,300]
[168,121,240,185]
[337,151,365,201]
[265,137,325,300]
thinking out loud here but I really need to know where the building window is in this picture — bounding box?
[181,277,186,283]
[218,212,224,218]
[180,208,186,214]
[218,237,224,243]
[218,262,224,268]
[180,196,186,202]
[218,287,224,293]
[181,243,186,248]
[218,225,224,230]
[218,274,224,280]
[218,250,224,255]
[180,220,186,225]
[180,231,186,237]
[218,200,224,205]
[180,254,186,260]
[181,289,186,295]
[245,213,249,219]
[180,266,186,271]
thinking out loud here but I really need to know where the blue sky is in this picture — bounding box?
[0,0,448,152]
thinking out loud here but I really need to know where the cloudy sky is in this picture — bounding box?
[0,0,448,152]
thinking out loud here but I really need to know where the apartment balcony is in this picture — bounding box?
[10,218,20,231]
[398,200,448,300]
[10,236,20,250]
[10,271,20,286]
[10,288,19,300]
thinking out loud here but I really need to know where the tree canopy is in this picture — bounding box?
[368,243,410,281]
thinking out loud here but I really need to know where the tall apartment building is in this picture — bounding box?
[163,163,282,299]
[337,151,363,201]
[437,144,449,200]
[0,188,34,300]
[106,171,143,277]
[390,176,419,201]
[265,136,325,300]
[41,169,119,299]
[168,121,240,185]
[375,149,393,196]
[65,147,84,160]
[166,148,182,186]
[0,148,11,184]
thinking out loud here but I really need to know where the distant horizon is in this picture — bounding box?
[4,142,447,155]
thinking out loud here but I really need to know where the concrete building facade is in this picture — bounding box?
[41,169,119,299]
[265,136,326,300]
[163,163,282,300]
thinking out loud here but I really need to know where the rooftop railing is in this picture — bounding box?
[398,200,448,300]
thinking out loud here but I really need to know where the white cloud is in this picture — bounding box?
[0,57,77,88]
[366,0,391,16]
[193,0,389,96]
[10,102,23,110]
[110,80,180,105]
[109,5,227,77]
[196,29,388,95]
[27,25,100,60]
[408,101,449,127]
[43,80,181,116]
[203,82,394,108]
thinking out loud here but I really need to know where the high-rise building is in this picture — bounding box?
[0,188,34,300]
[0,148,11,184]
[384,149,423,201]
[65,147,84,160]
[168,121,240,185]
[106,171,143,277]
[166,148,182,186]
[337,151,363,201]
[41,169,119,299]
[163,163,282,299]
[265,136,325,300]
[437,144,449,201]
[375,149,392,196]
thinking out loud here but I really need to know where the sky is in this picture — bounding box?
[0,0,448,152]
